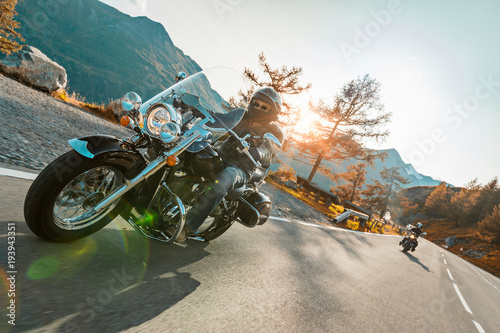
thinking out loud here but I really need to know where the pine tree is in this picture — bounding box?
[330,162,367,203]
[0,0,24,55]
[423,182,452,217]
[241,52,311,123]
[446,189,479,226]
[479,204,500,244]
[468,177,500,222]
[301,74,391,182]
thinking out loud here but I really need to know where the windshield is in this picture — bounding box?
[139,67,248,130]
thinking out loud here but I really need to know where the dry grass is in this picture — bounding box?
[425,218,500,278]
[51,89,118,124]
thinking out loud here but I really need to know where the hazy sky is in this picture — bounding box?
[101,0,500,187]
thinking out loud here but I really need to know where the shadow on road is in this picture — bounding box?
[403,252,431,273]
[0,221,210,333]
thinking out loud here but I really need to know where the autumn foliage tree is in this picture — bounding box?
[0,0,24,55]
[424,182,453,218]
[301,74,391,182]
[330,162,367,203]
[468,177,500,222]
[479,204,500,243]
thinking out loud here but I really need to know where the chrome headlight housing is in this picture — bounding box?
[145,103,180,136]
[160,122,181,143]
[121,92,142,111]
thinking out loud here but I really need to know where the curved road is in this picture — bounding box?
[1,169,499,332]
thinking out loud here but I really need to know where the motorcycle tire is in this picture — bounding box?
[402,241,411,253]
[201,216,234,241]
[24,150,129,242]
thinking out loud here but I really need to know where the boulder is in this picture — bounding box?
[463,249,485,259]
[0,45,67,93]
[444,236,456,247]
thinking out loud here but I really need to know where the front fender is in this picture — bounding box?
[69,135,146,176]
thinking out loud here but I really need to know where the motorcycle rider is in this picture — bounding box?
[400,222,424,252]
[175,87,285,244]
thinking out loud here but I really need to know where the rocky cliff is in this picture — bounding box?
[15,0,202,103]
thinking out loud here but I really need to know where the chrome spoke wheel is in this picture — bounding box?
[53,166,123,230]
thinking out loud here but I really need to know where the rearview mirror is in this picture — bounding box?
[263,133,282,154]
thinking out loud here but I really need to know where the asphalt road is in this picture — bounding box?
[1,170,500,333]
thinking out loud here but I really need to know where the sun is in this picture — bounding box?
[285,94,321,136]
[294,108,320,134]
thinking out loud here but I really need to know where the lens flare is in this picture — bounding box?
[27,256,59,280]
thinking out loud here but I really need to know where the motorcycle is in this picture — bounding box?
[399,225,426,253]
[24,67,282,246]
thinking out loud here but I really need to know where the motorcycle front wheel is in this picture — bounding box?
[402,240,411,253]
[24,150,129,242]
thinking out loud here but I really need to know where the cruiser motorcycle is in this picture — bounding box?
[400,225,426,253]
[24,67,281,245]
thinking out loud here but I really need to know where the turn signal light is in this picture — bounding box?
[166,155,178,167]
[120,116,131,127]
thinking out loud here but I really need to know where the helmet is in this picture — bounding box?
[416,222,423,229]
[247,87,282,122]
[175,71,187,83]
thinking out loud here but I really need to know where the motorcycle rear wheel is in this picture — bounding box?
[24,150,128,242]
[201,215,234,241]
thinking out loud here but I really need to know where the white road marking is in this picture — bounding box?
[453,283,473,314]
[467,263,500,294]
[298,221,323,228]
[270,216,292,222]
[0,167,38,180]
[446,268,454,281]
[443,259,447,265]
[473,320,486,333]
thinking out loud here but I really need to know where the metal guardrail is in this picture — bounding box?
[333,209,369,223]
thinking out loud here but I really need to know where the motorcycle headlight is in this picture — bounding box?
[121,92,142,111]
[160,122,181,143]
[146,104,175,136]
[410,234,415,239]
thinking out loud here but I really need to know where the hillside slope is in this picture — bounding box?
[16,0,202,103]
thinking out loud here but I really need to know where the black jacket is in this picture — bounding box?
[410,227,424,237]
[218,116,284,176]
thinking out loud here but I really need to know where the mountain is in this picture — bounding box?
[15,0,202,103]
[274,147,447,191]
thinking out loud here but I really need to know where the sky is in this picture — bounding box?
[100,0,500,187]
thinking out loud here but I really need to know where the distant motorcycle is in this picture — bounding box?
[400,225,426,253]
[23,67,281,245]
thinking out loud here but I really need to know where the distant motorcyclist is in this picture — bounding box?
[175,87,285,244]
[400,222,425,252]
